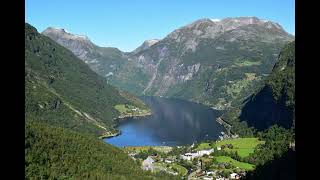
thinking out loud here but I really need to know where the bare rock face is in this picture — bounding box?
[42,28,94,60]
[164,17,291,53]
[132,39,160,55]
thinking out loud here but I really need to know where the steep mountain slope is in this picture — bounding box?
[25,23,148,136]
[239,41,295,130]
[42,27,128,79]
[25,120,178,180]
[43,17,294,109]
[112,17,294,109]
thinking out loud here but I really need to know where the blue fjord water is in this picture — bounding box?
[104,96,224,147]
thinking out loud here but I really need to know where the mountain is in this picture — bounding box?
[25,121,178,180]
[113,17,294,109]
[25,23,177,180]
[26,23,149,136]
[42,27,128,79]
[239,41,295,130]
[43,17,294,109]
[131,39,160,54]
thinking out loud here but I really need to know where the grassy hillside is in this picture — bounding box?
[214,138,265,158]
[25,23,149,136]
[25,121,178,180]
[214,156,255,171]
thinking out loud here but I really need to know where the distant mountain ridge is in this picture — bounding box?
[42,17,294,109]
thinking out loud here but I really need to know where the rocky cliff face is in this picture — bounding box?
[42,17,294,109]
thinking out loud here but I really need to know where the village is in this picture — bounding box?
[123,133,262,180]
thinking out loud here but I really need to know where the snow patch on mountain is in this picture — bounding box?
[210,19,221,22]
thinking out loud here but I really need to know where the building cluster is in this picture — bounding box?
[180,149,214,161]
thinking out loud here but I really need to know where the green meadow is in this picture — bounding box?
[214,156,255,171]
[214,138,265,157]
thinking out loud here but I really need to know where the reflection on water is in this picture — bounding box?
[105,96,224,147]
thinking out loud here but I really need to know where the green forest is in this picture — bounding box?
[25,121,178,180]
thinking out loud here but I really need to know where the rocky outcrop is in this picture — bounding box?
[132,39,160,55]
[42,27,94,60]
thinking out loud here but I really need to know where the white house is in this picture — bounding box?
[206,171,215,176]
[142,156,155,171]
[180,149,214,160]
[197,149,214,156]
[180,153,193,161]
[230,172,240,179]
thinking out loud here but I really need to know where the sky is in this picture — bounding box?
[26,0,295,52]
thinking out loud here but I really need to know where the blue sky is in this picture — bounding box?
[26,0,295,52]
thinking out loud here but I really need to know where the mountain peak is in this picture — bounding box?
[42,27,90,42]
[42,27,96,60]
[132,39,160,54]
[184,16,285,30]
[165,16,289,42]
[210,18,221,22]
[144,39,160,46]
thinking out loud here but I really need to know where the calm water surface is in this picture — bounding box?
[104,96,224,147]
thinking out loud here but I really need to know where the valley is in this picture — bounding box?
[25,15,295,180]
[43,17,294,110]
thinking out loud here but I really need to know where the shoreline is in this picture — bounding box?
[101,111,152,140]
[216,115,232,136]
[115,111,152,120]
[103,100,227,141]
[99,130,121,139]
